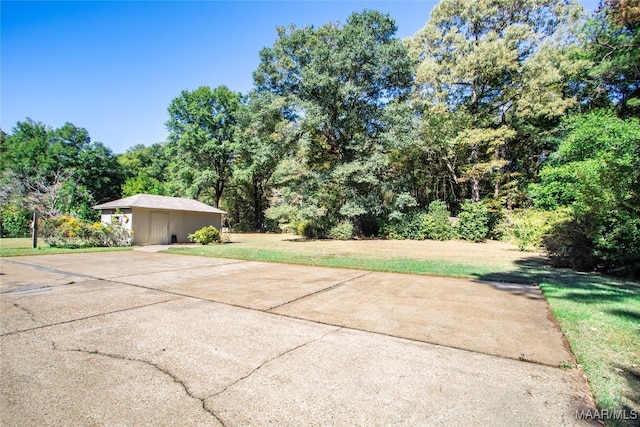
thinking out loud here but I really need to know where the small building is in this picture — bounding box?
[93,194,226,245]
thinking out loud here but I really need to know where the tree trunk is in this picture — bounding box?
[470,142,480,202]
[253,179,263,231]
[471,176,480,202]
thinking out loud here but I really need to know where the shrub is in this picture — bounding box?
[382,211,426,240]
[530,111,640,277]
[296,220,313,238]
[94,223,133,247]
[456,200,489,242]
[40,215,92,248]
[328,221,355,240]
[39,216,132,248]
[294,219,328,239]
[505,209,564,251]
[188,225,221,245]
[541,211,640,277]
[421,201,453,241]
[1,203,31,238]
[541,215,597,271]
[482,198,505,240]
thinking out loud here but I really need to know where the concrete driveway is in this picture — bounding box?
[1,251,596,426]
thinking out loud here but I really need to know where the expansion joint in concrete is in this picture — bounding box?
[0,298,183,337]
[267,272,372,311]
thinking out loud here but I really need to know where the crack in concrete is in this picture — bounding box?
[209,327,342,399]
[0,297,182,337]
[3,259,567,369]
[10,301,40,324]
[49,340,226,427]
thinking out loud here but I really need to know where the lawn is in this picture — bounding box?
[167,233,640,425]
[0,238,133,257]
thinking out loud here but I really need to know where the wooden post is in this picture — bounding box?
[31,212,38,249]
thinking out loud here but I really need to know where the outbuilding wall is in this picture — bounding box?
[168,210,223,243]
[101,208,222,245]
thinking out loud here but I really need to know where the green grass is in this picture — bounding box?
[539,276,639,426]
[165,244,508,278]
[483,264,639,426]
[0,238,133,257]
[168,241,639,425]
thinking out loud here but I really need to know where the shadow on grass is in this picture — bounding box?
[614,363,640,427]
[479,257,640,305]
[609,309,640,324]
[479,257,640,426]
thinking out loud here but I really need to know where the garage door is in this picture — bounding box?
[149,212,169,244]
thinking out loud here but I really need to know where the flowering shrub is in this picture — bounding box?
[39,216,132,248]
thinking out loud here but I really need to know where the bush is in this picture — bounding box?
[188,225,221,245]
[456,200,489,242]
[296,220,313,238]
[40,215,92,248]
[1,203,31,238]
[94,223,133,247]
[541,216,596,271]
[483,198,505,240]
[542,212,640,277]
[39,215,132,248]
[505,209,565,251]
[382,211,426,240]
[295,219,329,239]
[421,201,453,241]
[530,111,640,277]
[328,221,355,240]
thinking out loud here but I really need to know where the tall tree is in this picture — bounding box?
[409,0,583,203]
[166,85,241,208]
[579,0,640,116]
[230,91,294,230]
[1,119,123,220]
[255,10,415,235]
[118,143,170,197]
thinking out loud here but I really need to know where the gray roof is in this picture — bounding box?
[93,194,227,214]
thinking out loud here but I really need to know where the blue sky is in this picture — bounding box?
[2,0,601,154]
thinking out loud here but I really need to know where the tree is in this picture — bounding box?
[409,0,583,203]
[166,86,241,208]
[1,119,51,177]
[1,119,123,223]
[229,91,294,230]
[529,110,640,276]
[255,10,415,235]
[118,143,170,197]
[578,0,640,117]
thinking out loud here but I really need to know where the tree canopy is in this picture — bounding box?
[166,85,241,208]
[255,9,416,235]
[2,2,639,276]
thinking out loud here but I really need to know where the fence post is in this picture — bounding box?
[31,212,38,249]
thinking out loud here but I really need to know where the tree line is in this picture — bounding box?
[2,0,638,276]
